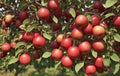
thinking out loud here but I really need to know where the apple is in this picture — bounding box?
[56,34,64,43]
[64,10,72,19]
[96,67,104,73]
[19,53,31,65]
[95,56,104,68]
[83,23,93,35]
[69,22,77,30]
[2,28,7,34]
[2,20,8,27]
[37,7,50,19]
[113,16,120,28]
[61,56,74,68]
[0,51,7,58]
[5,14,13,23]
[100,21,108,29]
[78,41,91,54]
[75,15,88,27]
[91,15,100,26]
[51,49,63,60]
[92,26,106,38]
[85,64,96,76]
[15,19,22,27]
[51,41,60,48]
[23,31,34,42]
[53,9,62,18]
[52,23,61,31]
[67,46,80,59]
[71,28,83,39]
[46,17,53,23]
[113,42,120,52]
[10,41,16,48]
[92,40,105,52]
[19,11,28,20]
[32,51,40,59]
[1,43,11,52]
[48,0,60,10]
[32,35,46,47]
[61,38,72,49]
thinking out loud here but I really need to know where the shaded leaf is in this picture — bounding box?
[15,42,25,49]
[23,19,30,25]
[55,61,61,69]
[42,52,51,58]
[75,61,84,73]
[110,53,119,62]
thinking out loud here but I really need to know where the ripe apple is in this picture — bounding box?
[53,9,62,18]
[32,35,46,47]
[113,16,120,28]
[37,8,50,19]
[5,14,13,23]
[10,41,16,48]
[1,43,11,52]
[61,38,72,49]
[83,23,93,35]
[56,34,64,43]
[100,21,108,29]
[78,41,91,54]
[52,23,61,31]
[51,49,63,60]
[15,19,22,27]
[91,15,100,26]
[67,46,80,59]
[32,51,40,59]
[51,41,60,48]
[19,53,31,65]
[61,56,74,68]
[95,56,104,68]
[92,40,105,52]
[92,26,106,38]
[0,51,7,58]
[34,32,41,37]
[45,17,53,23]
[19,11,28,20]
[2,20,8,27]
[64,10,72,19]
[75,15,88,27]
[23,31,34,42]
[71,28,83,39]
[85,64,96,76]
[48,0,60,10]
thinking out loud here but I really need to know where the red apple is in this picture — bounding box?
[51,49,63,60]
[19,53,31,65]
[83,23,93,35]
[113,16,120,28]
[92,40,105,52]
[0,51,7,58]
[71,28,83,39]
[95,56,104,68]
[92,15,100,26]
[52,23,61,31]
[53,9,62,18]
[19,11,28,20]
[61,38,72,49]
[48,0,60,10]
[32,51,40,59]
[75,15,88,27]
[67,46,80,59]
[61,56,74,68]
[51,41,60,49]
[78,41,91,54]
[23,31,34,42]
[10,41,16,48]
[1,43,11,52]
[85,64,96,76]
[15,19,22,27]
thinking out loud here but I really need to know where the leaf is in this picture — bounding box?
[103,58,111,67]
[69,8,76,18]
[52,16,58,23]
[30,5,37,12]
[19,24,26,30]
[103,0,118,8]
[87,15,92,22]
[110,53,119,62]
[23,19,30,25]
[55,61,61,69]
[41,0,47,6]
[92,50,97,58]
[27,44,33,49]
[113,64,120,75]
[15,49,23,56]
[26,24,37,32]
[103,13,115,19]
[8,57,18,65]
[114,34,120,42]
[75,61,84,73]
[15,42,25,49]
[43,33,52,40]
[42,52,51,58]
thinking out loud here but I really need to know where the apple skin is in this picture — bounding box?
[83,23,93,35]
[91,15,100,26]
[71,28,83,40]
[56,34,64,43]
[1,43,11,52]
[78,41,91,54]
[19,53,31,65]
[61,38,72,49]
[75,15,88,27]
[48,0,60,10]
[67,46,80,59]
[61,56,74,68]
[92,40,105,52]
[51,49,63,60]
[85,64,96,76]
[37,8,50,19]
[113,16,120,28]
[92,26,106,38]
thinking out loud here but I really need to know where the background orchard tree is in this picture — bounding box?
[0,0,120,76]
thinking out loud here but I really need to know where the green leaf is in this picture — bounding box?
[30,5,37,12]
[27,44,33,49]
[15,42,25,49]
[92,50,98,58]
[110,53,119,62]
[23,19,30,25]
[114,34,120,42]
[8,57,18,65]
[26,24,37,32]
[41,0,47,6]
[52,16,58,23]
[42,52,51,58]
[103,13,115,19]
[75,61,84,73]
[15,49,23,56]
[55,61,61,69]
[103,0,118,8]
[19,24,26,30]
[43,33,52,40]
[87,15,92,22]
[103,58,111,67]
[69,8,76,18]
[113,64,120,75]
